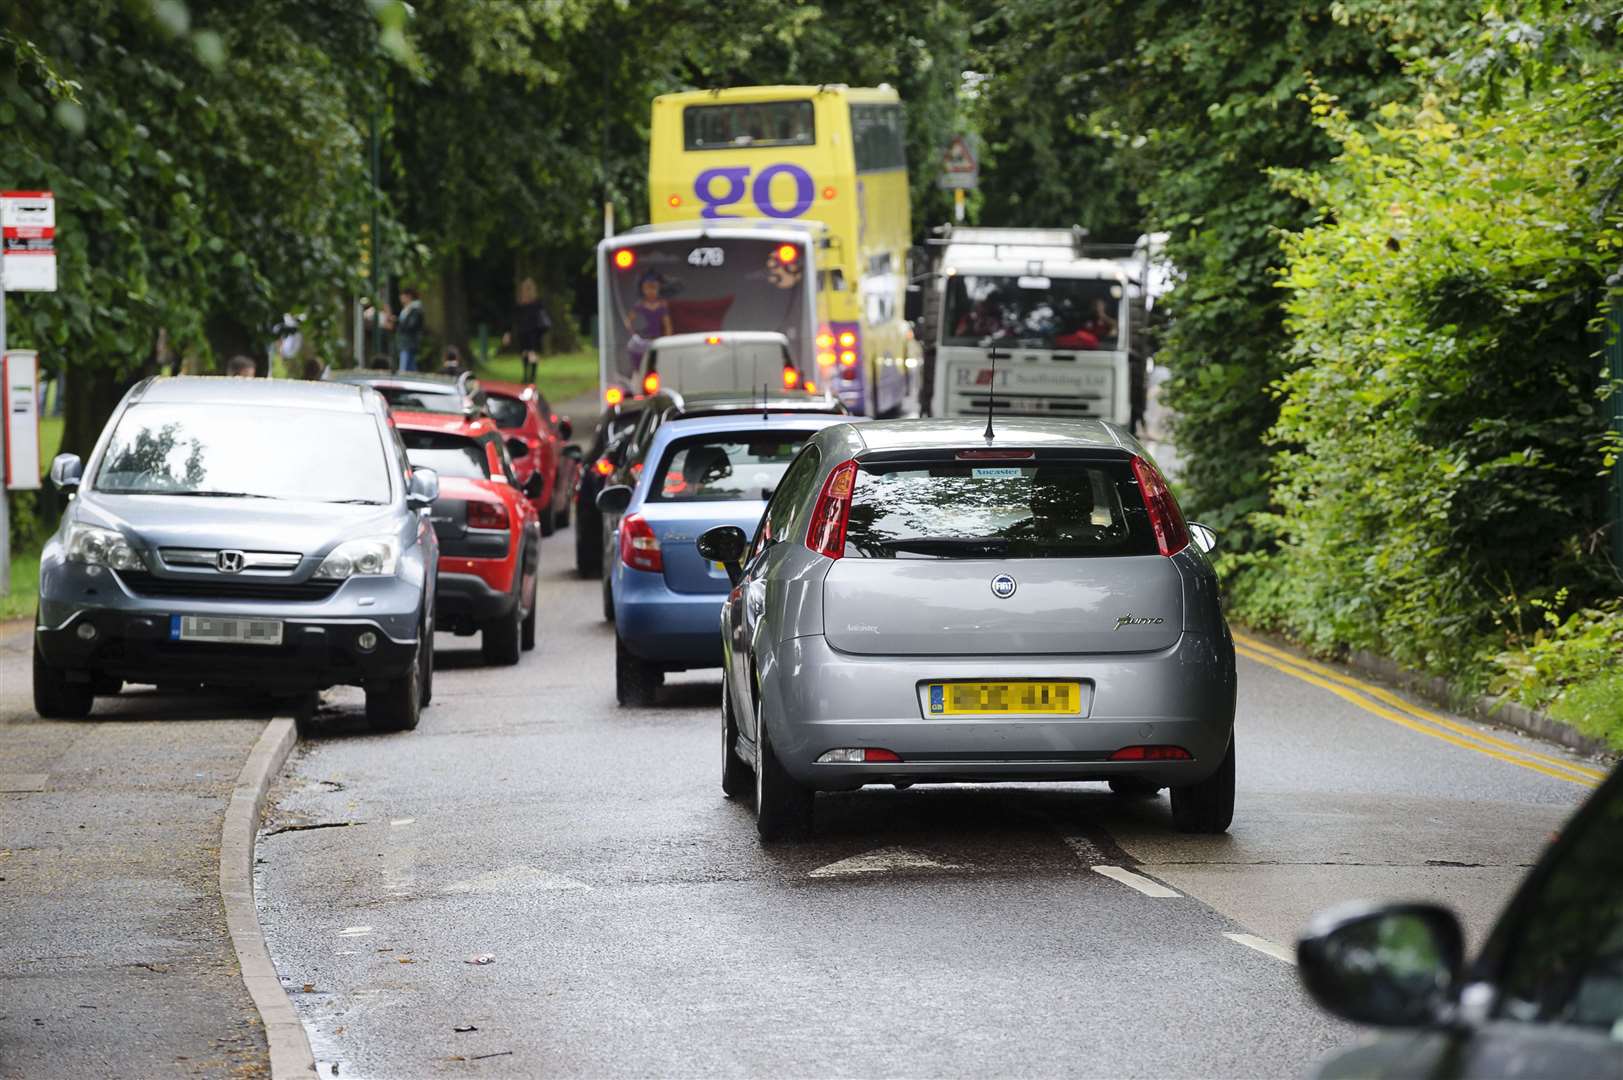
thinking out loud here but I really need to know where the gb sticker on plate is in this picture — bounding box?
[929,685,945,714]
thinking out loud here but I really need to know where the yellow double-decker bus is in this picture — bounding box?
[647,85,917,416]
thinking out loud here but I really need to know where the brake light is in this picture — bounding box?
[643,371,660,394]
[593,457,615,477]
[1130,455,1189,556]
[706,335,721,345]
[816,331,834,349]
[619,513,663,572]
[467,500,509,530]
[956,449,1035,461]
[838,331,856,348]
[806,459,858,559]
[838,351,856,367]
[776,243,798,264]
[805,379,816,393]
[605,387,624,406]
[782,367,800,389]
[613,249,635,270]
[1109,745,1192,761]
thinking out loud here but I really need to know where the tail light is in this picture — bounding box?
[782,367,801,389]
[816,327,836,368]
[613,249,635,270]
[1130,456,1189,556]
[605,387,624,406]
[805,459,858,559]
[776,243,798,264]
[1109,745,1192,761]
[593,457,615,477]
[837,331,857,349]
[619,513,663,572]
[467,500,509,531]
[642,371,660,395]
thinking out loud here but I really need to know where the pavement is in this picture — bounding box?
[0,623,276,1079]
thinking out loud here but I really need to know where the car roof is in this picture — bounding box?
[128,376,374,413]
[653,413,853,441]
[842,417,1129,453]
[328,370,470,391]
[390,410,497,437]
[651,389,848,417]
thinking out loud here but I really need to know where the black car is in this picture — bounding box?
[1298,763,1622,1078]
[574,398,649,577]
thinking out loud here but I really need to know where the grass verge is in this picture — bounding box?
[477,348,599,404]
[1548,670,1623,751]
[2,548,40,622]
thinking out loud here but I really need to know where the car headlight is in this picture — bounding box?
[314,536,400,579]
[65,523,148,571]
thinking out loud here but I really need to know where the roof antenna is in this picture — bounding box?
[762,381,770,422]
[983,343,1006,442]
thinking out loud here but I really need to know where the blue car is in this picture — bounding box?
[597,413,853,705]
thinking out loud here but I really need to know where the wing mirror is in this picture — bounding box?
[407,466,440,509]
[557,417,574,441]
[697,525,748,587]
[50,453,84,492]
[1188,522,1218,554]
[523,472,545,500]
[595,485,633,516]
[1297,902,1464,1028]
[505,437,529,461]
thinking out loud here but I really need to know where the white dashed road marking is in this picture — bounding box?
[1091,865,1181,898]
[1224,933,1296,965]
[807,847,961,878]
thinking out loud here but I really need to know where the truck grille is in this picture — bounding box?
[117,571,340,602]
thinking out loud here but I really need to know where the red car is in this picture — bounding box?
[483,381,582,536]
[394,410,542,664]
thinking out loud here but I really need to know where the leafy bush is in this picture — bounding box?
[1490,602,1623,748]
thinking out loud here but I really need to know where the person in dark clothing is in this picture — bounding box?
[396,286,425,372]
[503,276,552,384]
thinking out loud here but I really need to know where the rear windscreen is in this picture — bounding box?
[683,101,814,150]
[485,394,528,430]
[375,385,462,415]
[401,431,489,480]
[651,432,812,502]
[842,461,1156,558]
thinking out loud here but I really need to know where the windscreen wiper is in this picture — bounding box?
[325,498,385,505]
[882,535,1010,557]
[153,490,275,499]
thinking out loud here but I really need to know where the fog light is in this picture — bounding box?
[356,630,378,652]
[816,748,902,764]
[76,622,98,641]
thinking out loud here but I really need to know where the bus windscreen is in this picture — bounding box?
[604,237,808,384]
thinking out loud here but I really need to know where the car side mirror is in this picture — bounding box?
[1189,522,1217,554]
[595,485,633,516]
[557,418,574,441]
[523,472,545,500]
[50,453,84,492]
[562,444,584,461]
[1297,902,1464,1028]
[505,437,529,461]
[407,466,440,510]
[697,525,748,587]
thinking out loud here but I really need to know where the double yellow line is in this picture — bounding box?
[1231,632,1606,789]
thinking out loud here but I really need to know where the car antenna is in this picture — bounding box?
[983,343,1007,442]
[762,381,769,422]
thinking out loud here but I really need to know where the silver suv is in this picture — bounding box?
[33,377,440,730]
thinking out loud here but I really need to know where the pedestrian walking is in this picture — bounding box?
[396,287,425,372]
[503,277,552,384]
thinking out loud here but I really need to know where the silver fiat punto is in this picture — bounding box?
[697,418,1236,841]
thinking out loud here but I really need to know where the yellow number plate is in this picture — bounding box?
[927,681,1083,716]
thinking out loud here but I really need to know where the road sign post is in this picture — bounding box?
[938,135,980,224]
[1,190,58,598]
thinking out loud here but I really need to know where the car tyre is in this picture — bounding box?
[601,570,615,622]
[482,590,523,666]
[576,515,602,578]
[1109,777,1162,798]
[33,640,94,719]
[539,503,556,537]
[615,636,661,707]
[554,497,571,531]
[365,638,423,732]
[420,622,435,707]
[755,706,813,841]
[1170,735,1235,834]
[721,680,751,798]
[520,563,538,652]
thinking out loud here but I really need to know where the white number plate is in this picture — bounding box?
[170,615,284,646]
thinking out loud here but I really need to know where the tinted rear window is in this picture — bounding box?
[376,385,462,415]
[650,432,812,502]
[842,461,1156,558]
[401,430,489,480]
[485,394,528,430]
[683,101,814,150]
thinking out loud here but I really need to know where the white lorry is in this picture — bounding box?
[921,227,1166,429]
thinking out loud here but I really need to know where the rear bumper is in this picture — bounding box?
[613,566,726,667]
[764,631,1235,790]
[435,570,516,628]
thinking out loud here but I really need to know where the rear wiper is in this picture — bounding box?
[882,535,1010,556]
[325,498,384,505]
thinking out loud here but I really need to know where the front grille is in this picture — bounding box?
[118,571,340,602]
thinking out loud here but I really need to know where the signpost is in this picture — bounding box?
[938,135,980,223]
[1,190,58,597]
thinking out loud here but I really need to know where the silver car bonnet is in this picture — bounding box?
[75,493,403,564]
